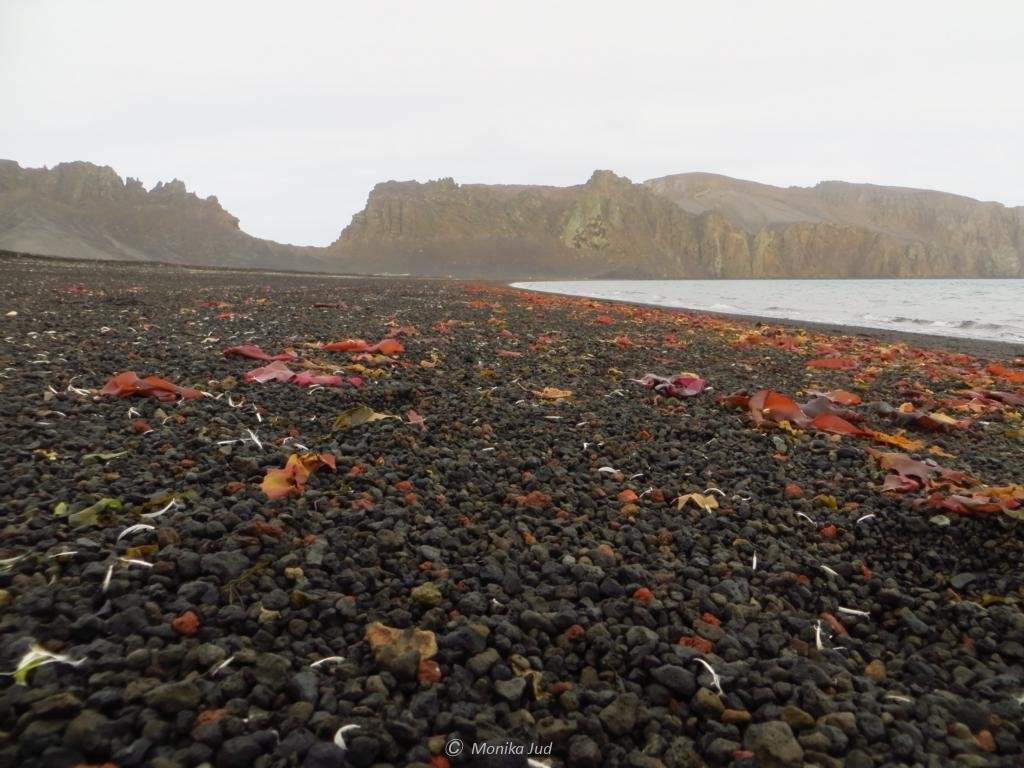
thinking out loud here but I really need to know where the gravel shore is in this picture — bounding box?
[1,254,1022,767]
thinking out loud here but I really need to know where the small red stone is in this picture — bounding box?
[702,612,722,626]
[819,611,849,636]
[632,587,654,604]
[678,635,713,654]
[224,481,246,495]
[975,729,996,752]
[820,524,838,539]
[521,490,552,509]
[563,624,586,640]
[131,419,152,434]
[172,610,199,636]
[194,708,228,727]
[418,659,442,685]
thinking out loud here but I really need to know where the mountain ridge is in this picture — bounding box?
[0,160,329,271]
[2,159,1022,278]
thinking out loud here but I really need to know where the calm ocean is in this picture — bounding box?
[511,279,1024,345]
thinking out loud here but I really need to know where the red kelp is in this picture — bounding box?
[869,449,975,493]
[726,389,877,439]
[915,487,1024,518]
[807,357,859,370]
[245,362,361,388]
[293,372,363,388]
[806,389,862,406]
[406,409,426,432]
[732,331,803,351]
[922,493,1005,515]
[100,371,201,402]
[245,361,297,383]
[868,401,971,432]
[800,396,863,422]
[223,344,295,362]
[631,373,706,398]
[987,363,1024,384]
[746,390,808,426]
[956,390,1024,407]
[261,453,336,498]
[806,413,872,436]
[323,338,405,355]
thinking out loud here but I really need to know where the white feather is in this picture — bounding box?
[309,656,346,668]
[116,523,155,542]
[334,724,360,749]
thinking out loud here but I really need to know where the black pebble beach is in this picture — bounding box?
[1,253,1022,768]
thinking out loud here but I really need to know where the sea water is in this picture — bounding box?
[512,279,1024,346]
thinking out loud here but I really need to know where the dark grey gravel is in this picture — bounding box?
[0,254,1022,767]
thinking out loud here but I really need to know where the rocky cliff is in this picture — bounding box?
[330,171,764,279]
[0,160,329,271]
[330,170,1024,278]
[4,159,1023,278]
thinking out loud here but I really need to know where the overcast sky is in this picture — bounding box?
[2,1,1022,246]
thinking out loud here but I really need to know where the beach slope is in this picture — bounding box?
[1,254,1022,766]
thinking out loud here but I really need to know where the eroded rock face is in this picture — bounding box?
[331,169,1024,278]
[0,160,328,270]
[3,159,1022,278]
[331,170,761,279]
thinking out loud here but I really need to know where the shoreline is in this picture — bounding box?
[4,250,1022,358]
[507,281,1024,360]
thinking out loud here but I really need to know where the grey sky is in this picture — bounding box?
[2,1,1021,246]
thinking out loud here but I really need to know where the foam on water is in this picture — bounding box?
[511,279,1024,345]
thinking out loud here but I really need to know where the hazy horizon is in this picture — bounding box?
[3,1,1022,246]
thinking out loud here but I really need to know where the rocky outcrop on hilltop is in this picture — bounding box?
[331,171,760,279]
[0,160,328,270]
[330,170,1024,278]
